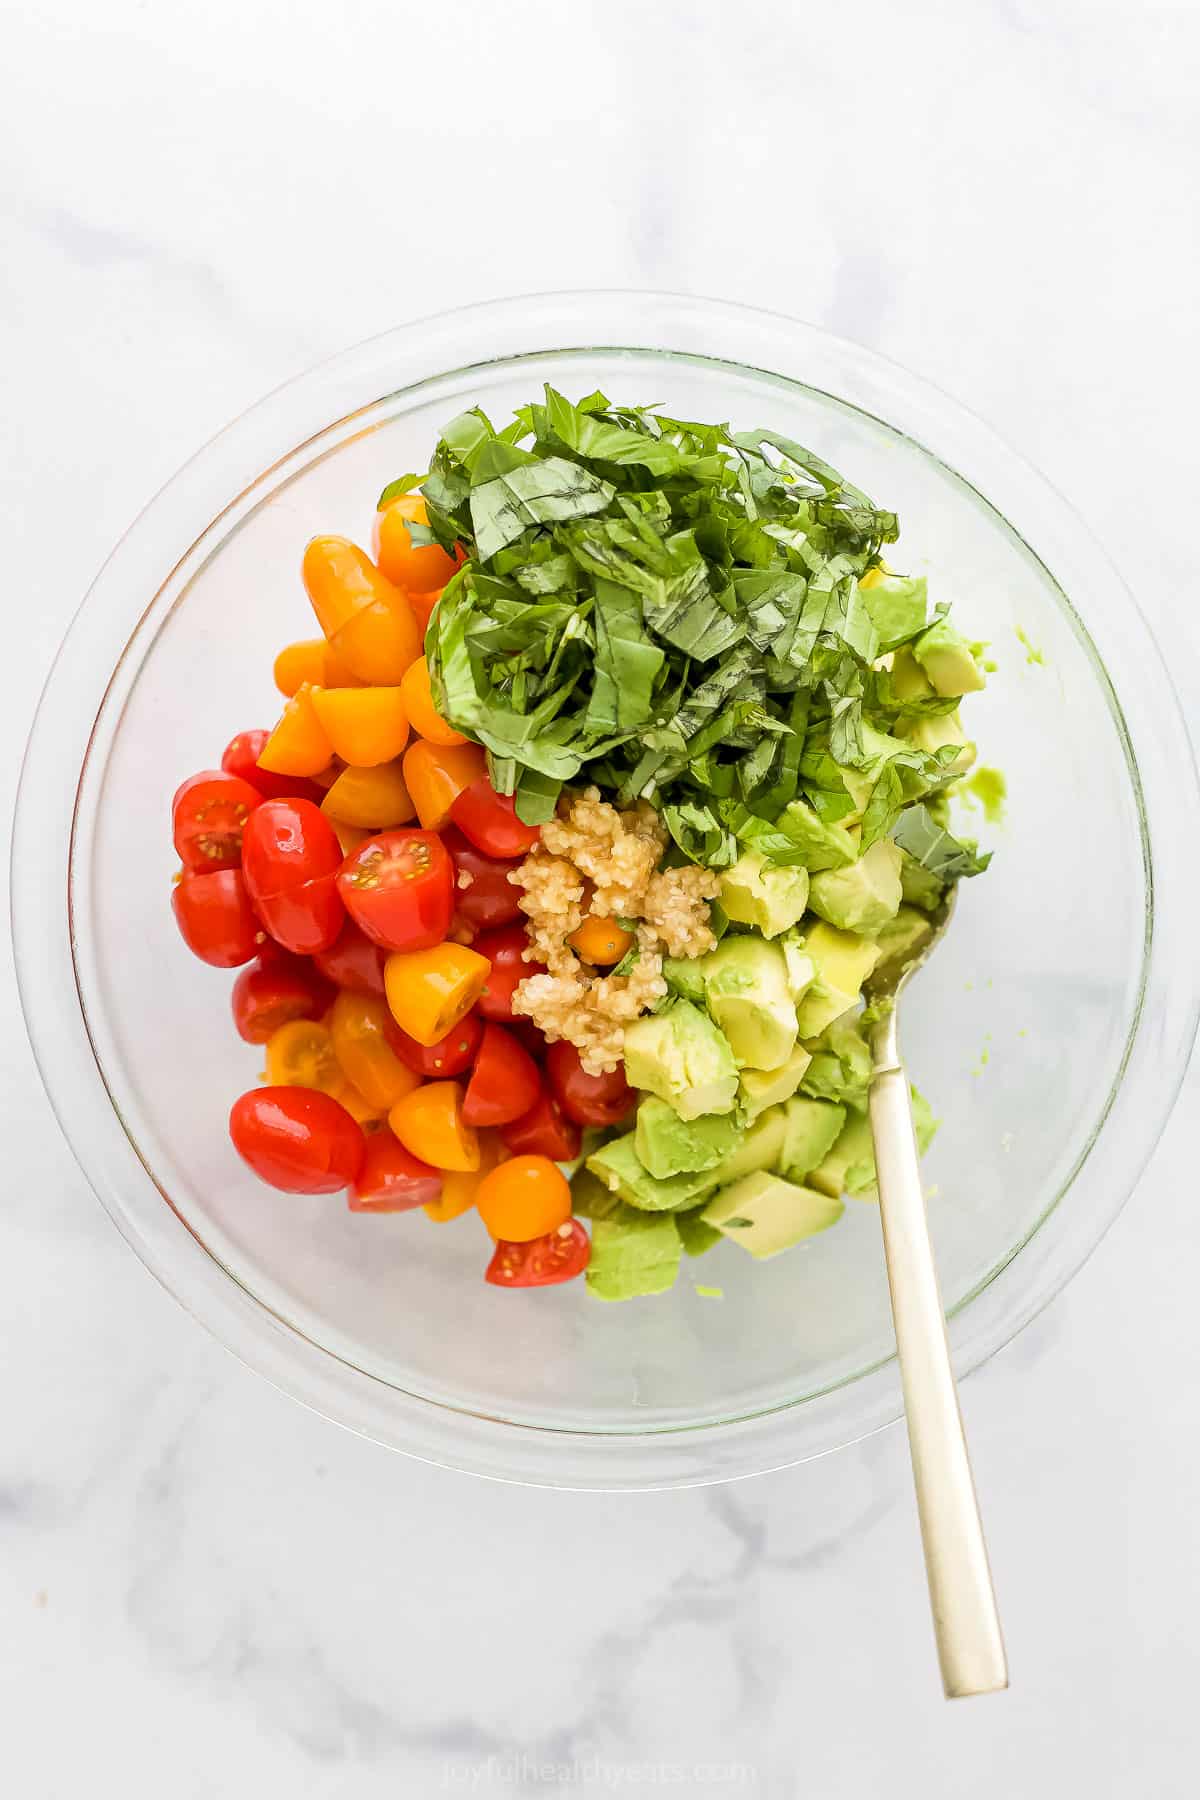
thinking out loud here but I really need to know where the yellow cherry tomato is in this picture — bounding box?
[373,495,459,592]
[384,943,490,1046]
[329,989,420,1111]
[334,1081,387,1126]
[568,914,634,965]
[399,656,466,748]
[302,536,422,683]
[475,1155,572,1242]
[257,685,335,777]
[273,638,328,698]
[264,1019,343,1094]
[310,687,410,768]
[329,817,373,857]
[401,739,487,830]
[321,762,416,830]
[388,1081,479,1172]
[423,1130,504,1221]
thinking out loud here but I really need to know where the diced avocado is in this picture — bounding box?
[634,1097,743,1180]
[874,904,934,972]
[912,619,986,696]
[808,839,903,937]
[808,1088,938,1200]
[899,852,946,914]
[586,1133,718,1212]
[794,922,882,1038]
[661,956,707,1004]
[889,646,935,702]
[675,1207,722,1258]
[777,1098,847,1179]
[799,1018,873,1106]
[739,1044,812,1120]
[569,1166,630,1222]
[718,851,810,938]
[586,1212,682,1301]
[622,1000,738,1122]
[702,1172,844,1259]
[903,708,977,773]
[700,937,798,1072]
[709,1105,789,1186]
[839,764,876,821]
[777,930,816,1002]
[776,800,858,872]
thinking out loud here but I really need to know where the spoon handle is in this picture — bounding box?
[868,1047,1009,1699]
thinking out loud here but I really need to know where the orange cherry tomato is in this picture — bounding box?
[258,685,335,778]
[310,687,410,767]
[374,495,459,592]
[302,536,422,683]
[263,1018,344,1095]
[408,587,443,637]
[321,762,416,829]
[335,1081,388,1127]
[567,914,634,965]
[401,739,487,830]
[329,989,421,1110]
[384,943,490,1046]
[399,656,466,747]
[388,1080,479,1172]
[424,1129,504,1222]
[273,638,328,698]
[475,1154,571,1243]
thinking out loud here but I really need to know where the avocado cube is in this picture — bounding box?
[799,1018,873,1106]
[794,923,882,1038]
[675,1207,722,1259]
[661,956,707,1004]
[719,851,811,938]
[738,1044,813,1121]
[902,708,976,773]
[899,854,946,914]
[889,645,936,701]
[586,1132,718,1213]
[708,1106,789,1186]
[586,1212,682,1301]
[622,1000,738,1122]
[912,619,986,697]
[702,1172,845,1259]
[808,839,903,937]
[777,1098,847,1179]
[700,936,798,1072]
[874,905,934,973]
[634,1097,744,1180]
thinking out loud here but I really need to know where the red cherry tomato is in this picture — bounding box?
[348,1128,442,1213]
[500,1089,581,1162]
[171,770,264,871]
[461,1024,542,1128]
[472,924,546,1022]
[544,1041,636,1128]
[172,868,262,967]
[507,1018,548,1061]
[383,1007,483,1078]
[229,1086,365,1193]
[441,825,524,928]
[449,777,541,859]
[254,874,344,956]
[221,730,325,804]
[242,799,345,954]
[336,829,454,953]
[485,1219,591,1287]
[313,918,386,996]
[231,955,335,1044]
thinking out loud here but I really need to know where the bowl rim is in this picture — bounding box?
[13,289,1200,1489]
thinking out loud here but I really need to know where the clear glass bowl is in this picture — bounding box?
[14,293,1200,1489]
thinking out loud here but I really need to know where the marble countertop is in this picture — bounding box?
[3,2,1198,1792]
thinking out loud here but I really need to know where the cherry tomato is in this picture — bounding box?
[329,990,420,1110]
[221,729,324,804]
[507,1019,548,1062]
[402,739,487,831]
[442,826,524,929]
[473,924,546,1022]
[449,777,541,859]
[172,868,262,967]
[567,914,634,966]
[302,537,421,685]
[253,876,344,956]
[424,1129,504,1222]
[242,800,346,954]
[321,762,416,829]
[313,918,386,995]
[273,638,327,697]
[476,1154,571,1242]
[461,1024,542,1128]
[229,1086,364,1193]
[373,494,459,592]
[398,655,466,747]
[500,1089,581,1162]
[258,685,334,778]
[383,1007,483,1078]
[388,1081,479,1172]
[171,770,264,871]
[486,1219,591,1287]
[544,1041,635,1128]
[337,829,454,953]
[383,943,490,1047]
[310,686,409,767]
[348,1128,442,1213]
[231,955,334,1044]
[264,1018,344,1095]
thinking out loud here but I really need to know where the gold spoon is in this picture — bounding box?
[865,889,1008,1698]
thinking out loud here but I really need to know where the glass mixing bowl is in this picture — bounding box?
[14,293,1200,1488]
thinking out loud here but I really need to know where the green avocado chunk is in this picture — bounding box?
[799,1017,873,1106]
[739,1044,813,1121]
[719,850,811,938]
[634,1097,744,1180]
[675,1207,722,1258]
[660,956,707,1004]
[794,922,882,1038]
[586,1212,683,1301]
[807,1088,938,1199]
[912,618,986,696]
[902,707,976,772]
[702,1172,845,1259]
[777,1098,847,1179]
[700,935,798,1072]
[873,904,934,972]
[899,853,946,914]
[622,999,738,1122]
[808,838,903,937]
[586,1132,719,1212]
[708,1105,789,1187]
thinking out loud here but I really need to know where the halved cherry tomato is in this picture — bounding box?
[568,914,634,966]
[229,1086,364,1193]
[486,1219,590,1287]
[328,818,373,857]
[310,687,409,767]
[476,1154,571,1242]
[424,1129,504,1221]
[264,1018,343,1095]
[172,868,262,967]
[473,924,546,1022]
[329,990,421,1110]
[336,1083,388,1128]
[389,1081,479,1172]
[303,537,421,684]
[231,954,334,1044]
[449,777,541,859]
[321,762,416,829]
[460,1024,541,1128]
[221,729,325,804]
[172,770,263,871]
[399,655,466,747]
[258,685,334,778]
[507,1019,548,1062]
[313,918,386,996]
[500,1089,581,1162]
[274,638,327,697]
[348,1127,442,1213]
[442,825,524,929]
[242,799,345,955]
[373,494,459,592]
[383,1007,483,1078]
[544,1040,635,1128]
[337,829,454,952]
[252,875,344,956]
[402,739,486,831]
[408,587,443,637]
[383,944,490,1047]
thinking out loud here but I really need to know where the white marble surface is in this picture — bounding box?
[3,2,1199,1792]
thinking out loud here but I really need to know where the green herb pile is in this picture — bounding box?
[403,388,988,878]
